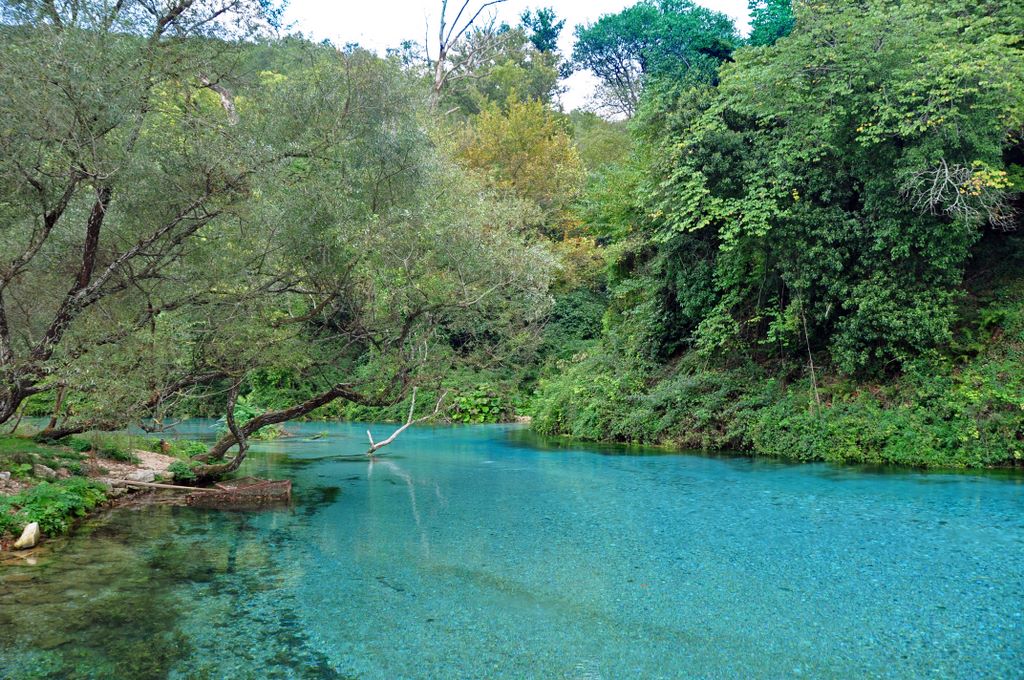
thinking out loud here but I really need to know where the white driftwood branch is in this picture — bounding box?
[366,387,447,456]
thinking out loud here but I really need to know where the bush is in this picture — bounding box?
[68,437,93,453]
[149,438,208,459]
[96,445,139,464]
[167,460,197,482]
[533,335,1024,469]
[449,385,508,424]
[0,478,107,536]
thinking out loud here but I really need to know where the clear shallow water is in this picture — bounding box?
[1,422,1022,679]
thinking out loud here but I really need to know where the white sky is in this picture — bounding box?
[282,0,752,111]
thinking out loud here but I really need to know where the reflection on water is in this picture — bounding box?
[1,422,1022,678]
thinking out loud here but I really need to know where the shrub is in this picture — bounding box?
[68,437,93,453]
[97,445,139,464]
[149,438,208,459]
[449,385,508,424]
[167,460,197,482]
[0,478,107,536]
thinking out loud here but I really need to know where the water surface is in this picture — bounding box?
[1,422,1022,678]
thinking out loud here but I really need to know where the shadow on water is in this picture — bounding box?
[507,426,1024,483]
[297,486,343,517]
[505,427,698,458]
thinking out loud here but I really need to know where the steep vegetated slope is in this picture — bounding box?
[533,0,1024,467]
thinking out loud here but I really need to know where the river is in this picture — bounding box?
[0,421,1021,678]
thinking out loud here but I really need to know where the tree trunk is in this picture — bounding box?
[192,379,409,480]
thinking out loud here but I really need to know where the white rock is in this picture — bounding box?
[13,522,40,550]
[0,471,10,480]
[33,464,57,479]
[126,469,156,483]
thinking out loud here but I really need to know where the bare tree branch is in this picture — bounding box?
[366,386,448,457]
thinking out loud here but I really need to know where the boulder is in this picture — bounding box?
[0,471,10,481]
[55,468,71,479]
[126,469,156,483]
[13,522,40,550]
[32,464,56,480]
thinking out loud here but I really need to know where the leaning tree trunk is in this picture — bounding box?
[191,378,410,481]
[34,419,122,443]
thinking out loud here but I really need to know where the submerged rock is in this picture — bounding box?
[33,464,56,480]
[14,522,40,550]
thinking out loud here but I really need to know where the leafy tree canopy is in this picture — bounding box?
[520,7,564,53]
[747,0,794,47]
[571,0,738,117]
[625,0,1024,373]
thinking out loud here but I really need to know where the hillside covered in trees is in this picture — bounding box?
[1,0,1022,474]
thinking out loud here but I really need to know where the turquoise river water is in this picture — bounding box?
[0,421,1022,678]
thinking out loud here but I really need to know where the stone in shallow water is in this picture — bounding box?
[14,522,40,549]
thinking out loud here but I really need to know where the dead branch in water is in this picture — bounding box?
[366,387,447,457]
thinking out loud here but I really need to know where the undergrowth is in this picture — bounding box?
[0,478,107,537]
[532,246,1024,469]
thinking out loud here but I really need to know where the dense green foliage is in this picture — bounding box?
[534,0,1024,468]
[0,435,88,477]
[536,238,1024,467]
[747,0,794,47]
[572,0,738,115]
[0,1,556,471]
[1,0,1021,475]
[520,7,565,54]
[0,478,107,536]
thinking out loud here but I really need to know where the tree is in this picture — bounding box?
[426,0,509,110]
[0,0,280,427]
[571,0,737,117]
[631,0,1024,373]
[569,111,632,172]
[441,24,561,115]
[0,2,556,477]
[747,0,794,47]
[520,7,564,53]
[457,99,585,237]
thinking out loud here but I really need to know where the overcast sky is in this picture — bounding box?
[282,0,752,111]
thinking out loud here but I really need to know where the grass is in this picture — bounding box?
[0,478,107,536]
[0,435,109,538]
[0,435,89,478]
[0,432,210,540]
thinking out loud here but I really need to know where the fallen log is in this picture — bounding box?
[105,479,219,492]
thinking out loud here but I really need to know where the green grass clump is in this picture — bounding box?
[167,460,198,482]
[96,445,139,464]
[0,435,88,477]
[67,437,94,453]
[0,478,107,537]
[0,435,59,458]
[152,438,208,459]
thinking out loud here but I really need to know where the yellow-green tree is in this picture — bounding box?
[457,98,585,237]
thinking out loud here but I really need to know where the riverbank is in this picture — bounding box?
[530,252,1024,469]
[530,352,1024,470]
[0,434,189,551]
